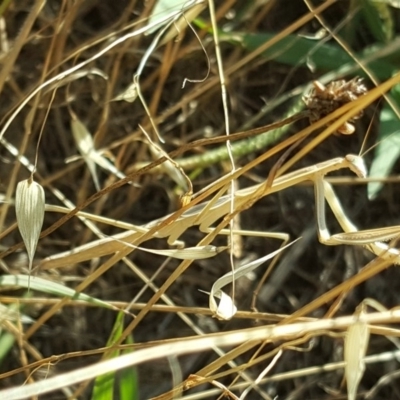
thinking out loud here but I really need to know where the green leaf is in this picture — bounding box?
[368,83,400,199]
[0,331,15,363]
[228,32,397,79]
[91,312,125,400]
[91,313,138,400]
[0,275,113,309]
[361,0,394,43]
[118,335,138,400]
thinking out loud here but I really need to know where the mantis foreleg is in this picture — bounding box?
[315,171,400,264]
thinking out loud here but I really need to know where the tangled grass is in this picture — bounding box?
[0,1,400,399]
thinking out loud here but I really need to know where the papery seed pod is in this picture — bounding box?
[71,117,100,191]
[15,178,45,277]
[209,290,237,321]
[345,315,370,400]
[113,81,138,103]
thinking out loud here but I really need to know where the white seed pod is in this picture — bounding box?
[209,240,298,320]
[15,178,45,275]
[209,289,237,321]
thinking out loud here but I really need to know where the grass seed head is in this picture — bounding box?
[15,178,45,276]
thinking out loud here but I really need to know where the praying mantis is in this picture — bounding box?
[39,151,400,273]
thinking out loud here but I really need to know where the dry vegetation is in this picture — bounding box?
[1,0,400,399]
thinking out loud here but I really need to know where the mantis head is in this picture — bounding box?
[345,154,367,179]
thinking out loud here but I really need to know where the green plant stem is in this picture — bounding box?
[177,97,306,170]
